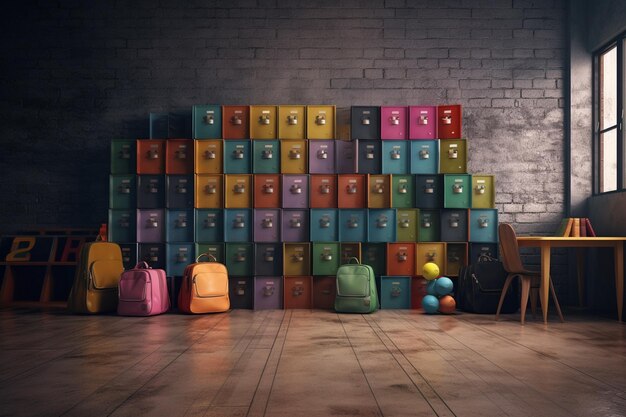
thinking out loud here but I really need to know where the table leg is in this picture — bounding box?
[615,242,624,322]
[541,243,551,323]
[577,248,585,307]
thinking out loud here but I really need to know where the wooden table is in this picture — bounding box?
[516,237,626,323]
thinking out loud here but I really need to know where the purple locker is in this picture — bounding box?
[281,209,309,242]
[137,209,165,242]
[335,140,356,174]
[409,106,437,139]
[309,140,335,174]
[253,209,281,242]
[282,175,309,208]
[254,276,283,309]
[380,106,408,140]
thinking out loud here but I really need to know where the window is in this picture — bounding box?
[594,33,624,193]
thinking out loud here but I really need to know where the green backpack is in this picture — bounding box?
[335,258,379,313]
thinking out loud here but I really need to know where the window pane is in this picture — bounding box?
[600,46,617,130]
[600,128,617,192]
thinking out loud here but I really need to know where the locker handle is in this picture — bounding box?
[290,185,302,194]
[292,285,304,296]
[175,150,187,159]
[452,184,463,194]
[205,184,217,194]
[263,184,274,194]
[264,252,274,262]
[148,149,159,159]
[236,285,246,295]
[450,256,460,262]
[475,184,486,194]
[287,115,298,125]
[235,253,246,262]
[234,184,246,194]
[315,114,326,125]
[259,115,271,125]
[424,185,434,194]
[204,150,216,160]
[321,253,333,261]
[176,218,187,228]
[398,185,408,194]
[177,253,188,263]
[479,219,489,228]
[290,219,302,228]
[119,149,131,159]
[231,115,242,125]
[346,184,358,194]
[400,219,410,228]
[366,150,375,159]
[374,184,384,194]
[261,149,273,159]
[426,252,436,260]
[119,184,131,194]
[390,115,400,125]
[289,149,301,159]
[119,218,130,228]
[361,117,370,125]
[398,252,407,261]
[204,113,214,125]
[320,184,331,194]
[319,218,330,228]
[422,220,431,228]
[262,218,273,228]
[176,185,187,194]
[390,150,401,160]
[419,115,429,125]
[149,253,159,262]
[233,218,245,228]
[348,219,359,228]
[448,149,458,159]
[377,217,388,228]
[204,219,216,228]
[147,218,159,228]
[233,149,245,159]
[449,219,459,228]
[263,285,275,296]
[317,149,328,159]
[442,115,452,125]
[123,256,130,263]
[419,149,430,159]
[292,254,304,262]
[391,285,402,297]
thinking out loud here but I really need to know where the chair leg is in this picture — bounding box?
[496,274,515,321]
[520,276,531,325]
[549,277,565,322]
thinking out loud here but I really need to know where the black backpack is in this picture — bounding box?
[457,256,519,314]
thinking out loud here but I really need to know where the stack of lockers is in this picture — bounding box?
[108,104,498,310]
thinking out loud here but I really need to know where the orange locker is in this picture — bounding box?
[136,139,165,174]
[222,105,249,139]
[165,139,193,174]
[250,105,277,139]
[224,174,253,208]
[337,174,366,208]
[253,174,281,208]
[284,276,312,309]
[387,243,416,276]
[309,174,337,208]
[367,175,391,208]
[416,243,446,276]
[195,174,223,208]
[278,105,306,139]
[194,139,223,174]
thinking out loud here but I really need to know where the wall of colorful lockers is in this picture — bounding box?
[108,104,498,310]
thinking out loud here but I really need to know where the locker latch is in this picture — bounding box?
[231,115,242,125]
[442,115,452,125]
[426,252,436,261]
[261,149,273,159]
[400,219,410,228]
[259,114,271,125]
[366,149,375,159]
[398,252,407,261]
[264,251,274,262]
[233,217,245,228]
[398,184,408,194]
[320,184,331,194]
[419,115,429,125]
[390,115,400,125]
[204,112,215,125]
[292,253,304,262]
[262,218,273,228]
[390,149,401,160]
[119,217,130,228]
[422,219,431,228]
[452,184,463,194]
[419,149,430,159]
[123,255,130,263]
[346,184,358,194]
[287,114,298,125]
[263,184,274,194]
[449,218,459,228]
[204,218,216,228]
[479,218,489,228]
[236,284,246,296]
[319,217,331,228]
[361,116,370,125]
[315,114,326,125]
[321,251,333,261]
[176,217,187,228]
[205,150,216,160]
[119,184,131,194]
[377,216,388,228]
[205,184,217,194]
[289,149,301,159]
[290,218,302,228]
[233,149,245,159]
[235,252,246,262]
[292,285,304,296]
[149,251,159,262]
[234,183,246,194]
[424,184,434,194]
[449,255,460,262]
[148,217,159,228]
[475,184,486,194]
[176,184,187,194]
[391,285,402,297]
[448,148,458,159]
[290,184,302,194]
[317,149,328,159]
[374,183,385,194]
[120,147,131,159]
[176,148,187,159]
[177,252,188,263]
[347,217,359,228]
[263,285,275,296]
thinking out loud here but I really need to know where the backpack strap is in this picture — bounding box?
[134,262,150,269]
[348,257,360,264]
[196,253,217,263]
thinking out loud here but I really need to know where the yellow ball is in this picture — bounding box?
[422,262,440,281]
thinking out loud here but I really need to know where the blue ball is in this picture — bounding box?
[435,277,454,296]
[422,295,440,314]
[426,279,438,296]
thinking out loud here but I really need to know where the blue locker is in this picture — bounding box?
[410,140,439,174]
[193,105,222,139]
[224,209,252,242]
[440,209,469,242]
[166,175,194,209]
[469,209,498,243]
[356,139,381,174]
[338,209,367,242]
[166,209,194,242]
[379,276,411,309]
[381,140,409,174]
[166,243,194,277]
[310,209,338,242]
[415,175,443,209]
[223,140,252,174]
[194,209,223,242]
[368,209,396,242]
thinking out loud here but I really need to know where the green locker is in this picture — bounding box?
[108,209,136,243]
[361,243,386,276]
[443,174,472,208]
[391,175,414,208]
[110,139,136,174]
[109,174,136,209]
[252,139,280,174]
[312,242,340,276]
[439,139,467,174]
[418,209,440,242]
[225,243,254,277]
[195,243,225,264]
[396,209,419,242]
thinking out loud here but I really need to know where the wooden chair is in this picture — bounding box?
[496,223,564,324]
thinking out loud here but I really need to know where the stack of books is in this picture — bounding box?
[554,217,596,237]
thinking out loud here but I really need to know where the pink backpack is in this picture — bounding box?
[117,262,170,316]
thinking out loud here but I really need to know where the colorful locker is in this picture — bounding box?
[437,105,462,139]
[222,106,249,139]
[312,242,340,276]
[166,139,193,175]
[166,175,193,208]
[335,140,357,174]
[440,209,469,242]
[380,106,407,140]
[194,209,223,242]
[312,276,337,309]
[252,139,280,174]
[166,244,193,277]
[194,139,223,174]
[192,105,222,139]
[229,277,254,309]
[469,243,498,263]
[253,209,281,242]
[445,243,468,277]
[280,139,307,174]
[224,209,252,242]
[254,276,283,310]
[194,174,223,208]
[381,141,409,174]
[368,209,396,242]
[119,243,138,270]
[166,209,194,242]
[278,105,306,139]
[310,209,338,242]
[225,243,254,276]
[367,175,391,208]
[443,174,472,208]
[136,140,165,174]
[472,175,496,209]
[110,139,136,174]
[469,209,498,243]
[310,175,337,208]
[283,243,311,276]
[284,276,312,309]
[396,209,419,242]
[411,277,427,309]
[357,139,382,174]
[418,209,441,242]
[282,175,309,208]
[408,106,437,140]
[338,209,367,242]
[351,106,380,140]
[361,243,386,276]
[340,242,361,264]
[337,174,366,208]
[138,243,166,270]
[137,209,165,243]
[223,140,251,174]
[250,105,277,139]
[109,175,136,209]
[386,243,416,276]
[379,276,411,309]
[391,175,414,208]
[281,209,309,242]
[439,139,468,174]
[195,243,224,264]
[308,140,335,174]
[254,243,282,276]
[410,140,439,174]
[415,175,443,209]
[307,105,336,139]
[108,209,136,243]
[224,174,252,208]
[253,174,281,208]
[416,242,446,274]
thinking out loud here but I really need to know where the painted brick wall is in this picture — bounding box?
[0,0,567,284]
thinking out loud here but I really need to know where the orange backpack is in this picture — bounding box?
[178,254,230,314]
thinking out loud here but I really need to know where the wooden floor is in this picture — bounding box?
[1,309,625,417]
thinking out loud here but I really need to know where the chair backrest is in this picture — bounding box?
[498,223,526,273]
